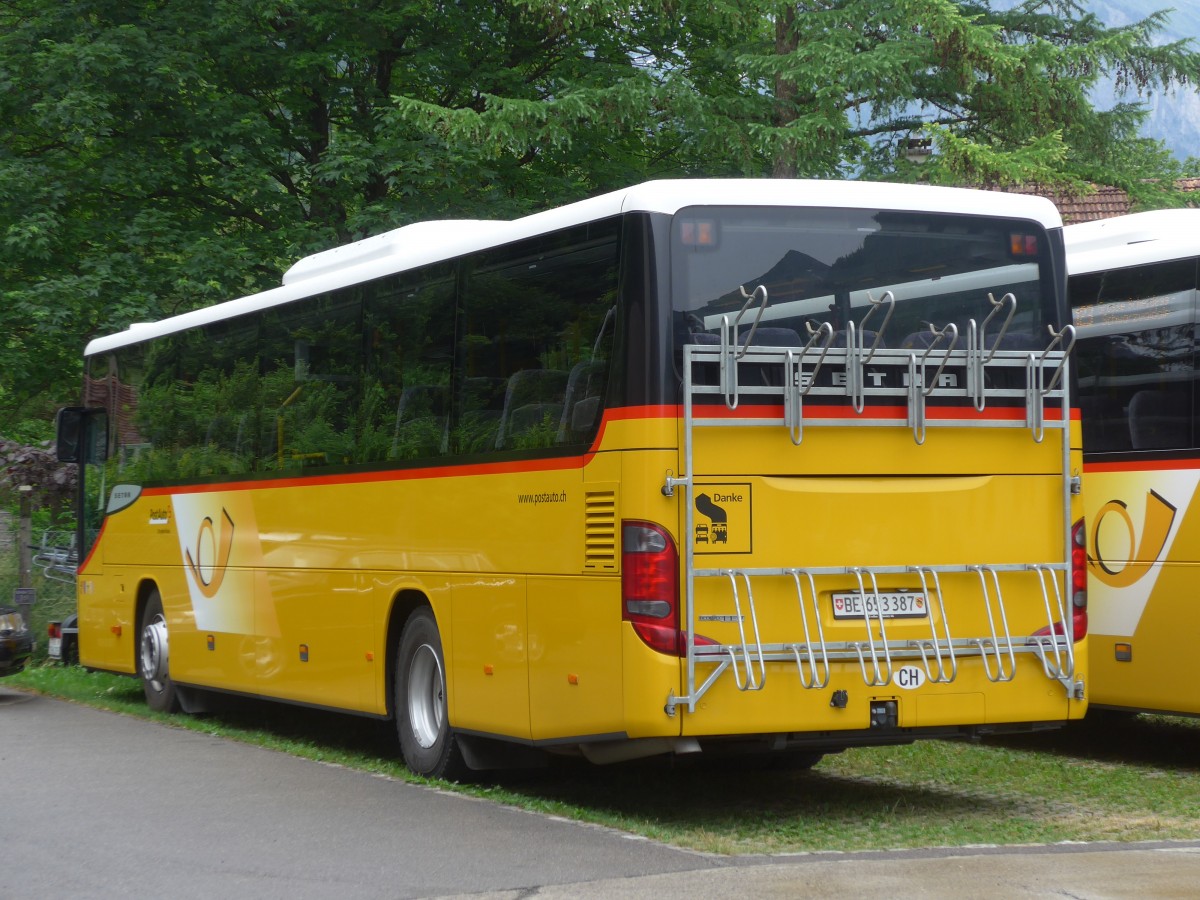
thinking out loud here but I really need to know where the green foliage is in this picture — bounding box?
[510,411,561,450]
[2,0,1199,447]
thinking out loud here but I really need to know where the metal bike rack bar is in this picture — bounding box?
[912,566,957,684]
[786,568,830,689]
[907,322,959,445]
[782,322,834,445]
[718,285,770,409]
[849,568,894,687]
[1029,562,1076,689]
[1027,324,1077,443]
[971,565,1017,683]
[966,292,1017,411]
[847,291,895,413]
[723,570,766,691]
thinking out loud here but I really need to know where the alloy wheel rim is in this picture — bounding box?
[407,642,444,749]
[140,614,169,692]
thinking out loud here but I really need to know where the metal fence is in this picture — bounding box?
[0,511,77,658]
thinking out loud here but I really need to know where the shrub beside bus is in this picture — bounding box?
[1067,208,1200,717]
[57,180,1087,777]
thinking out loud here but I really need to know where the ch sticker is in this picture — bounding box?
[1089,490,1176,588]
[185,508,235,598]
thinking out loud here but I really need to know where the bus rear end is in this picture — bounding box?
[622,192,1086,758]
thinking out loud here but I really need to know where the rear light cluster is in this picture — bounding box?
[621,520,683,655]
[1031,517,1088,644]
[621,520,720,657]
[47,622,62,639]
[1069,517,1088,641]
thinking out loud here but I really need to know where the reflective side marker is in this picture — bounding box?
[483,664,494,676]
[567,673,579,685]
[299,644,309,662]
[207,635,215,651]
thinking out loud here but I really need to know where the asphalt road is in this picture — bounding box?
[2,684,1198,899]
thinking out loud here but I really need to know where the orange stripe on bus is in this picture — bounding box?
[1085,456,1200,474]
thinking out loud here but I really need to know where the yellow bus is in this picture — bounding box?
[56,180,1087,777]
[1067,208,1200,717]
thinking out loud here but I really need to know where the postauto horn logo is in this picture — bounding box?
[184,508,235,598]
[1088,490,1175,588]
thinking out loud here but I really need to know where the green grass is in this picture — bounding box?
[8,664,1200,854]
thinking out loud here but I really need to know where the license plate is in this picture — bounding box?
[48,636,62,660]
[832,591,928,619]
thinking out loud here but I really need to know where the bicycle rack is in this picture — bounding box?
[664,294,1081,716]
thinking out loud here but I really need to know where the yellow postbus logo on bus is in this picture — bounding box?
[1083,471,1199,638]
[184,508,236,598]
[692,484,752,554]
[171,493,258,635]
[1089,490,1176,588]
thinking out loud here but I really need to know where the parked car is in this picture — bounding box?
[0,604,33,677]
[47,614,79,666]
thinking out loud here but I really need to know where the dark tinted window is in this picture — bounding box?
[261,292,362,470]
[672,206,1054,351]
[458,220,619,453]
[96,217,622,485]
[363,262,456,461]
[1072,259,1198,452]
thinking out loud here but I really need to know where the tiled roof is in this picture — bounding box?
[994,179,1200,223]
[993,183,1132,224]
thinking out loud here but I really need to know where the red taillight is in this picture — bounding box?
[622,520,682,656]
[47,622,61,639]
[1010,233,1039,256]
[1032,518,1088,643]
[1070,517,1088,641]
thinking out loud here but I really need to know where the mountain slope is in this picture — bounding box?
[1088,1,1200,162]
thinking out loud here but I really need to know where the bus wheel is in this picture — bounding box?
[139,590,180,713]
[395,607,466,780]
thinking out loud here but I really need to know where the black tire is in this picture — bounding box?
[64,634,79,667]
[139,590,180,713]
[395,607,466,780]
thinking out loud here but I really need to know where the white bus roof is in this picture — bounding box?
[1064,208,1200,276]
[86,179,1063,356]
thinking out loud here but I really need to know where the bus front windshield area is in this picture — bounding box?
[672,206,1053,354]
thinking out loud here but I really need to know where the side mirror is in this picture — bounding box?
[56,407,108,464]
[55,407,85,463]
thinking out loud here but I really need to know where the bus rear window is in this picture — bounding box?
[672,206,1053,353]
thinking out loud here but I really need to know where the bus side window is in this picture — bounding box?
[1078,393,1132,453]
[459,219,620,456]
[558,359,607,443]
[455,376,506,453]
[1129,389,1192,450]
[392,385,449,459]
[495,369,568,450]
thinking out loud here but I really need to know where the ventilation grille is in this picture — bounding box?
[584,489,617,571]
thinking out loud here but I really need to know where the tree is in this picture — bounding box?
[0,0,690,436]
[1,0,1197,442]
[733,0,1200,197]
